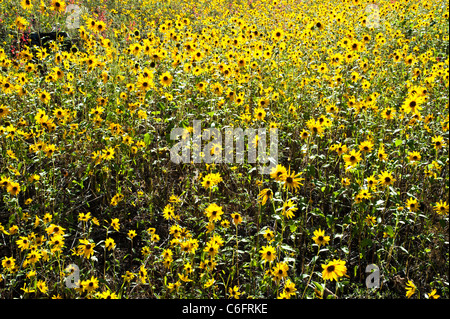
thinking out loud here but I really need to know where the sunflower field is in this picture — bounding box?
[0,0,448,299]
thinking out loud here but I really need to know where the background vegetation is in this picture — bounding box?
[0,0,448,299]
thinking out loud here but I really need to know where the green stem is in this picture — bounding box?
[301,247,320,299]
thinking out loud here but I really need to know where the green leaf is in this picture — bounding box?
[312,281,324,292]
[385,225,395,237]
[283,257,296,263]
[280,244,295,252]
[144,90,152,101]
[144,133,152,145]
[326,215,336,228]
[289,224,298,233]
[306,164,316,177]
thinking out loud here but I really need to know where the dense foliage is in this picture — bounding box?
[0,0,448,299]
